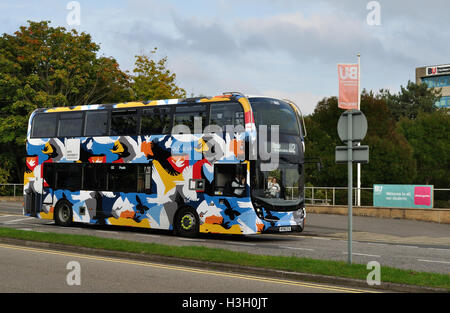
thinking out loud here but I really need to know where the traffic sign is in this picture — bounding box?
[335,145,369,164]
[337,109,368,142]
[335,108,369,265]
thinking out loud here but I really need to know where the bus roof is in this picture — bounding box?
[35,94,246,114]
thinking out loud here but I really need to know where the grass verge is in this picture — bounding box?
[0,227,448,290]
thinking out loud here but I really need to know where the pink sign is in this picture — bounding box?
[414,186,432,206]
[338,64,359,110]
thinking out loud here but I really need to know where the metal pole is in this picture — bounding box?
[357,53,361,207]
[347,111,353,264]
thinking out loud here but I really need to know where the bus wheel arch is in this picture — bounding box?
[54,199,73,227]
[173,206,199,237]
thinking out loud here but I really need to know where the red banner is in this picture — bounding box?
[338,64,359,110]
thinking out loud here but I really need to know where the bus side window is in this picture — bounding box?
[107,164,138,193]
[137,164,152,193]
[83,164,107,191]
[85,111,108,136]
[173,105,207,134]
[43,163,56,188]
[55,163,82,191]
[110,110,138,136]
[210,102,244,129]
[58,112,84,137]
[213,163,247,197]
[141,107,172,135]
[31,113,57,138]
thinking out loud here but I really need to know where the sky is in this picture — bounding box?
[1,0,449,114]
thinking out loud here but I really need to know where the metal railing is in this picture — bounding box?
[305,186,373,206]
[0,183,24,197]
[305,186,450,208]
[1,183,448,208]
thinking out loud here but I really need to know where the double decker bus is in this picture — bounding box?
[24,92,306,236]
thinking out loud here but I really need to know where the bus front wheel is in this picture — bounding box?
[54,200,73,227]
[174,207,199,237]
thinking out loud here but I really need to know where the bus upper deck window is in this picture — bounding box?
[31,113,57,138]
[210,102,244,128]
[58,112,83,137]
[141,107,172,135]
[110,110,138,136]
[174,105,207,133]
[85,111,108,136]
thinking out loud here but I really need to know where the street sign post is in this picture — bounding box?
[336,109,369,264]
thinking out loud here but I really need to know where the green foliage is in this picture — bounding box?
[305,91,417,188]
[0,21,132,182]
[131,48,186,101]
[397,110,450,187]
[0,22,186,183]
[380,80,441,121]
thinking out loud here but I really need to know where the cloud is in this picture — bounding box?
[2,0,449,113]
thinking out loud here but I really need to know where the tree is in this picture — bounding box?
[131,48,186,101]
[304,91,417,192]
[380,80,441,121]
[0,21,131,182]
[397,110,450,187]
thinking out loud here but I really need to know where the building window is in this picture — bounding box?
[422,75,450,88]
[435,96,450,108]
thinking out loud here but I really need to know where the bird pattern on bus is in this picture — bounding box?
[24,96,304,235]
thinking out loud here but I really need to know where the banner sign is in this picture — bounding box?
[373,184,433,209]
[426,64,450,76]
[338,64,359,110]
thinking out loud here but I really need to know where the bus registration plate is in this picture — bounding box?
[279,226,291,232]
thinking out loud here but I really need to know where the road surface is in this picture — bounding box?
[0,201,449,275]
[0,242,376,294]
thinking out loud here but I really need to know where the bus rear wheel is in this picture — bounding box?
[54,200,73,227]
[174,207,199,237]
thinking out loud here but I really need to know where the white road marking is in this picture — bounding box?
[343,252,381,258]
[417,259,450,265]
[3,217,34,224]
[95,230,118,235]
[179,238,206,242]
[280,246,314,251]
[427,248,449,252]
[310,237,332,241]
[225,241,256,246]
[134,233,161,238]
